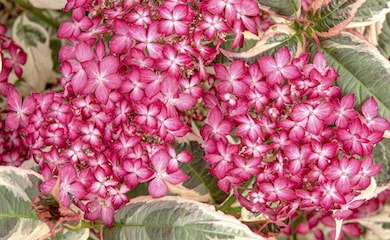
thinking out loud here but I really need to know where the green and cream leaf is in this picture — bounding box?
[0,166,48,240]
[318,32,390,121]
[103,196,265,240]
[309,0,366,37]
[350,0,390,27]
[257,0,301,18]
[11,13,55,95]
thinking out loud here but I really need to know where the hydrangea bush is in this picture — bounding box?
[1,0,390,239]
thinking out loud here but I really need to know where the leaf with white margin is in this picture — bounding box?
[257,0,301,18]
[378,12,390,58]
[318,32,390,121]
[29,0,66,10]
[0,166,49,240]
[103,196,266,240]
[372,138,390,187]
[308,0,366,38]
[11,13,53,94]
[220,24,303,65]
[350,0,390,27]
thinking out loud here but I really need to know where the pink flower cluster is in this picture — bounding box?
[200,46,390,236]
[0,0,264,227]
[0,23,29,166]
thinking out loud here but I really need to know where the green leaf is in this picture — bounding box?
[220,24,303,64]
[172,141,228,205]
[257,0,301,18]
[318,32,390,121]
[103,196,265,240]
[378,12,390,58]
[0,166,48,240]
[48,228,89,240]
[373,138,390,187]
[309,0,366,37]
[351,0,390,27]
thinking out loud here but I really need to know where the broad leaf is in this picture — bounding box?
[103,196,265,240]
[220,24,303,64]
[318,32,390,121]
[48,229,89,240]
[11,13,54,95]
[378,12,390,58]
[351,0,390,27]
[373,138,390,187]
[257,0,301,18]
[308,0,366,37]
[0,166,49,240]
[172,141,228,204]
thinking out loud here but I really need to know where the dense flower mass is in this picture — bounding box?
[0,0,390,239]
[201,46,390,237]
[0,0,263,227]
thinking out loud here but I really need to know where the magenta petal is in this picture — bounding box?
[95,84,109,104]
[5,113,20,130]
[164,169,189,185]
[362,96,378,120]
[148,178,168,198]
[151,150,169,171]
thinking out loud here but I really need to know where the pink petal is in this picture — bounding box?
[151,150,169,171]
[274,46,291,67]
[148,178,168,198]
[164,169,188,185]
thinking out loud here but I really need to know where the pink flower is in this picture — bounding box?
[318,182,346,210]
[82,55,122,104]
[5,88,36,130]
[215,60,248,96]
[259,177,296,202]
[148,150,189,198]
[351,155,381,189]
[159,4,191,36]
[122,158,154,189]
[129,23,163,59]
[258,46,301,85]
[361,96,390,132]
[324,156,361,194]
[198,11,230,40]
[201,107,233,140]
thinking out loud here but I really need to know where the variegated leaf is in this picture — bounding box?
[257,0,301,18]
[318,32,390,121]
[308,0,366,37]
[378,12,390,58]
[220,24,303,64]
[350,0,390,27]
[0,166,48,240]
[11,13,54,95]
[373,138,390,186]
[103,196,266,240]
[48,228,90,240]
